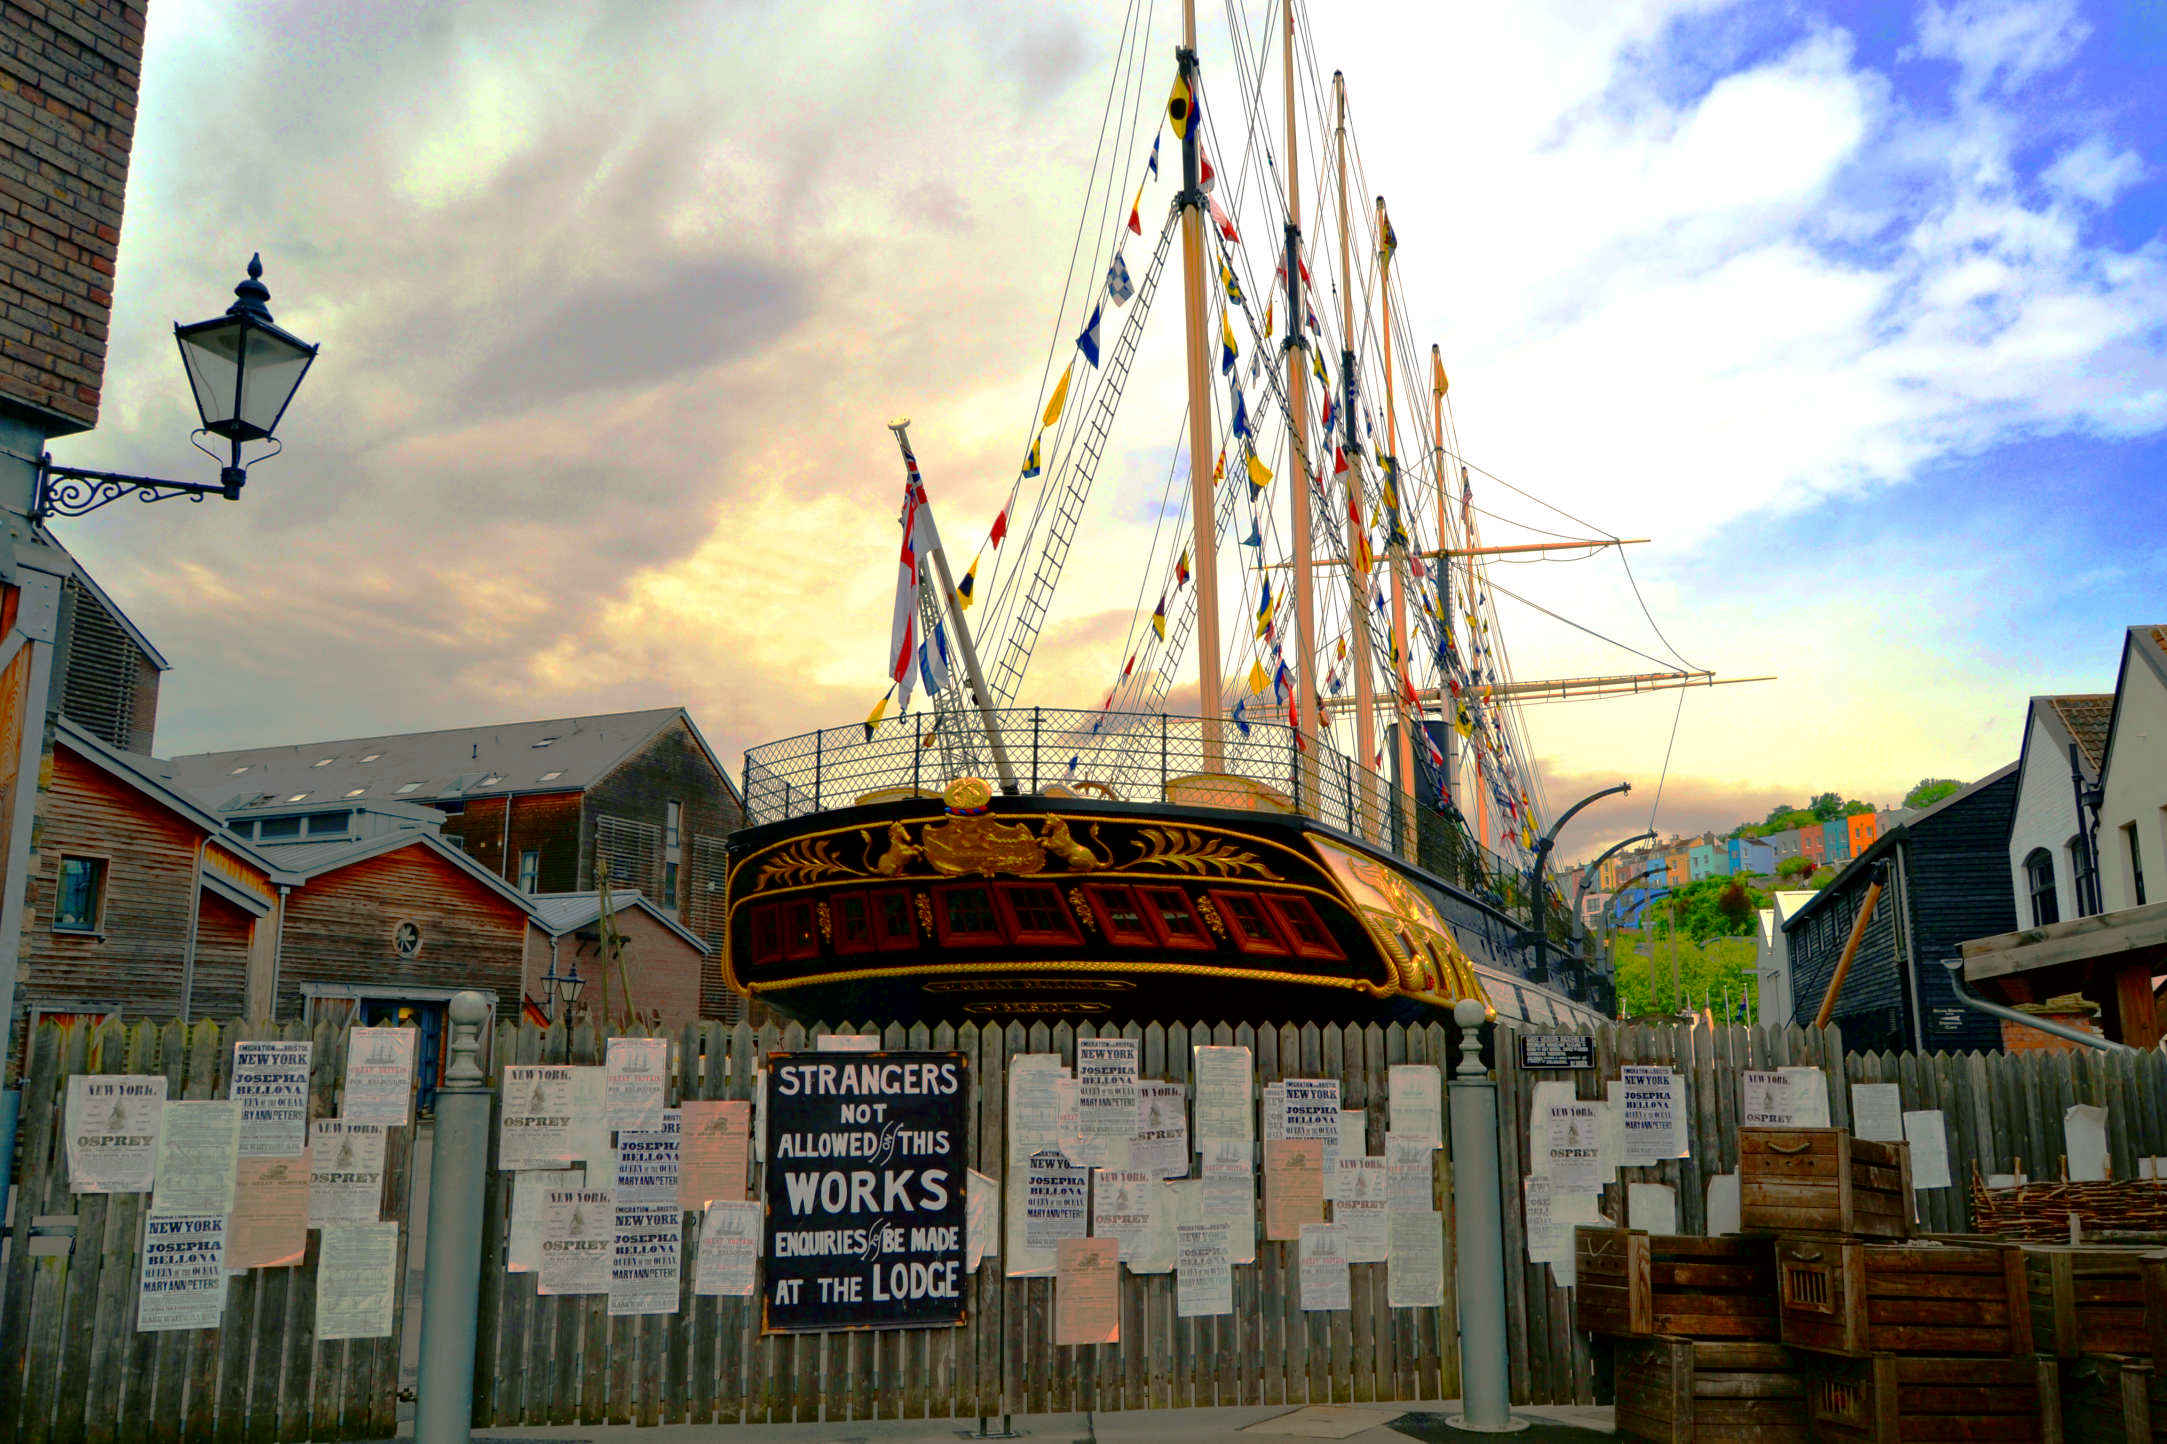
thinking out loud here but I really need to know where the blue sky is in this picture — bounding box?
[44,0,2167,864]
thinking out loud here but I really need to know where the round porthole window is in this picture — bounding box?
[393,921,422,959]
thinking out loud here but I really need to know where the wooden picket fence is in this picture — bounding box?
[471,1015,1464,1427]
[0,1016,420,1443]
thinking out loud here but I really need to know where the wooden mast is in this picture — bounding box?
[1334,72,1378,840]
[1431,343,1455,813]
[1377,194,1416,847]
[1282,0,1317,795]
[1177,2,1223,768]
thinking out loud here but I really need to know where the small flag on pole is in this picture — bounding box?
[1219,256,1243,307]
[957,559,978,609]
[1241,516,1262,548]
[1233,697,1251,737]
[1199,148,1216,193]
[1076,302,1103,368]
[1021,435,1041,478]
[1245,450,1272,496]
[863,689,891,742]
[1147,134,1160,178]
[1209,195,1239,242]
[1169,73,1194,138]
[1220,312,1238,374]
[1127,184,1143,235]
[1231,387,1249,439]
[1042,365,1073,427]
[1176,548,1191,586]
[989,507,1009,547]
[1248,658,1268,694]
[1107,253,1134,305]
[1151,595,1167,639]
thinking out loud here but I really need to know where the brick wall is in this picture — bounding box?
[0,0,148,435]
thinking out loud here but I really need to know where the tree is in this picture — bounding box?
[1841,800,1872,816]
[1904,778,1961,810]
[1777,855,1813,880]
[1717,879,1754,929]
[1809,791,1845,821]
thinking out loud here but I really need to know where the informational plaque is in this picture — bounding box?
[1176,1222,1233,1317]
[1518,1034,1595,1070]
[605,1037,669,1131]
[151,1100,240,1216]
[1054,1237,1120,1344]
[1619,1066,1688,1163]
[539,1187,613,1295]
[1299,1222,1350,1311]
[1387,1210,1445,1308]
[1850,1084,1904,1144]
[1336,1155,1388,1263]
[499,1065,579,1169]
[613,1109,681,1207]
[509,1167,581,1272]
[678,1099,752,1209]
[65,1074,164,1193]
[1263,1138,1324,1241]
[761,1051,969,1332]
[137,1213,227,1331]
[317,1223,399,1340]
[342,1027,415,1126]
[1023,1149,1090,1252]
[308,1120,384,1226]
[227,1155,309,1270]
[1076,1038,1140,1138]
[694,1200,760,1297]
[1193,1046,1254,1145]
[1131,1082,1188,1178]
[610,1203,682,1316]
[231,1041,311,1157]
[1904,1109,1952,1190]
[1388,1064,1442,1148]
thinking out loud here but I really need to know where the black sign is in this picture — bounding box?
[761,1050,969,1334]
[1517,1034,1596,1070]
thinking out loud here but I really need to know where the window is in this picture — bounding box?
[2126,823,2148,906]
[539,770,563,782]
[869,890,917,948]
[359,753,382,763]
[396,782,422,795]
[531,737,558,749]
[53,856,105,932]
[663,859,681,910]
[312,757,335,768]
[307,813,349,837]
[259,816,302,840]
[476,774,502,789]
[932,884,1005,946]
[1263,895,1345,960]
[228,819,255,841]
[1084,884,1160,945]
[832,893,876,954]
[665,801,683,850]
[228,765,250,776]
[1137,886,1212,950]
[344,787,368,798]
[285,792,310,803]
[518,850,540,893]
[749,907,783,963]
[2023,848,2059,927]
[1209,890,1290,955]
[2069,837,2095,917]
[779,901,820,959]
[995,882,1081,946]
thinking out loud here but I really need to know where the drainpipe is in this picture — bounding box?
[2068,742,2102,917]
[1938,958,2127,1053]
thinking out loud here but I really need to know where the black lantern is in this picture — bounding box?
[540,956,587,1022]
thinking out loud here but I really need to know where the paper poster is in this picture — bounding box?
[610,1203,682,1316]
[137,1213,227,1331]
[604,1037,668,1131]
[1524,1175,1562,1263]
[1077,1038,1140,1138]
[1264,1138,1325,1241]
[693,1200,760,1297]
[1023,1149,1090,1253]
[1262,1081,1287,1142]
[815,1034,881,1051]
[1193,1045,1254,1145]
[1619,1066,1688,1164]
[1283,1079,1340,1140]
[65,1074,164,1193]
[499,1065,579,1170]
[1547,1192,1607,1289]
[1543,1103,1603,1192]
[227,1154,309,1270]
[1005,1058,1069,1277]
[231,1041,311,1157]
[1850,1084,1904,1143]
[569,1066,611,1167]
[316,1222,399,1340]
[1389,1064,1442,1149]
[1386,1133,1433,1212]
[1336,1156,1389,1263]
[1092,1169,1166,1271]
[1054,1237,1120,1344]
[342,1027,415,1127]
[1742,1068,1829,1128]
[151,1100,240,1216]
[1325,1109,1366,1198]
[2066,1104,2109,1182]
[509,1167,582,1272]
[613,1109,680,1207]
[678,1099,751,1209]
[1526,1081,1577,1178]
[1627,1182,1677,1235]
[1131,1082,1189,1178]
[539,1187,614,1295]
[1706,1173,1741,1236]
[1176,1222,1233,1317]
[1387,1210,1444,1309]
[308,1120,384,1226]
[1902,1109,1952,1189]
[1597,1092,1622,1179]
[1199,1138,1257,1264]
[1299,1222,1350,1311]
[967,1169,999,1272]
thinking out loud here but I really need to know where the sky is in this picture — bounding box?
[47,0,2167,868]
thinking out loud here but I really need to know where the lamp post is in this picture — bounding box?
[1572,828,1657,913]
[1525,781,1631,987]
[539,955,587,1024]
[29,255,318,522]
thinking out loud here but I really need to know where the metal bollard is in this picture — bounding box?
[414,991,492,1444]
[1448,998,1524,1432]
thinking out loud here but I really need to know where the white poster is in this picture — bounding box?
[509,1167,582,1272]
[65,1074,164,1193]
[1326,1109,1366,1199]
[1627,1182,1677,1235]
[1192,1046,1254,1145]
[1387,1210,1445,1308]
[499,1065,579,1170]
[1741,1068,1829,1128]
[1903,1110,1951,1190]
[967,1169,1000,1272]
[1298,1222,1350,1311]
[1336,1156,1389,1263]
[1526,1081,1577,1179]
[1546,1192,1608,1289]
[1524,1175,1563,1264]
[604,1037,669,1132]
[539,1187,614,1295]
[1004,1059,1068,1277]
[2066,1104,2110,1183]
[1283,1079,1340,1141]
[1618,1066,1688,1164]
[569,1066,611,1168]
[342,1027,415,1127]
[1850,1083,1904,1144]
[1597,1092,1623,1180]
[609,1203,682,1316]
[1054,1075,1107,1167]
[1199,1138,1257,1264]
[1389,1064,1442,1149]
[693,1200,760,1297]
[613,1109,681,1207]
[815,1034,881,1051]
[1022,1149,1090,1254]
[316,1223,399,1340]
[231,1041,311,1158]
[1176,1222,1233,1317]
[1091,1169,1155,1265]
[1705,1172,1741,1237]
[308,1120,385,1226]
[1076,1038,1140,1138]
[1262,1081,1287,1142]
[1543,1103,1602,1192]
[137,1213,227,1331]
[151,1100,240,1216]
[1385,1133,1433,1213]
[1131,1082,1189,1178]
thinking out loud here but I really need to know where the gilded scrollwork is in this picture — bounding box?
[754,837,857,889]
[1068,887,1099,935]
[1193,894,1228,940]
[1128,826,1281,880]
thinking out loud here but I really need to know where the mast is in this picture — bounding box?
[1176,7,1223,769]
[1430,344,1455,813]
[1333,72,1377,840]
[1377,194,1416,847]
[1282,0,1317,793]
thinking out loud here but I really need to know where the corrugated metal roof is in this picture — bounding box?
[529,890,711,954]
[163,708,691,811]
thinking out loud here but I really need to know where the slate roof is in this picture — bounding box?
[162,708,715,813]
[2045,694,2115,772]
[53,716,303,886]
[530,890,711,954]
[253,829,542,916]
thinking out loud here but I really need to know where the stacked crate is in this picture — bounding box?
[2028,1247,2167,1443]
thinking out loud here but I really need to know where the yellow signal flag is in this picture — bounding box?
[1247,658,1269,694]
[1431,345,1449,398]
[1454,703,1473,739]
[863,691,890,742]
[1213,448,1225,484]
[958,558,979,611]
[1042,364,1073,428]
[1245,451,1272,491]
[1169,73,1194,138]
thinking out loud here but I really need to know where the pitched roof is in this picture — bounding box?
[253,829,542,918]
[2044,694,2114,772]
[2100,625,2167,795]
[161,708,729,813]
[53,716,303,886]
[530,890,712,955]
[1780,763,2018,932]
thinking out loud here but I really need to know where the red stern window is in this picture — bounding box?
[996,882,1081,946]
[1264,895,1345,961]
[780,900,820,960]
[1208,890,1290,956]
[832,892,875,955]
[869,889,917,949]
[749,905,783,964]
[1084,884,1160,946]
[932,884,1006,946]
[1138,886,1212,951]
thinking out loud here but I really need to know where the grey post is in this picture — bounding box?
[415,990,493,1444]
[1448,997,1524,1432]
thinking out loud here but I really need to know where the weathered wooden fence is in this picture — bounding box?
[471,1015,1464,1426]
[0,1016,421,1443]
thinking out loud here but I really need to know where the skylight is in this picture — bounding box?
[532,737,558,748]
[312,758,335,768]
[286,792,310,803]
[477,774,502,789]
[359,753,382,763]
[345,787,367,798]
[396,783,422,795]
[228,765,249,776]
[539,770,563,782]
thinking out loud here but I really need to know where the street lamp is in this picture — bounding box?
[539,955,587,1024]
[1571,827,1658,911]
[32,254,318,521]
[1522,780,1631,986]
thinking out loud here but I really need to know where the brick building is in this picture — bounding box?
[532,890,714,1033]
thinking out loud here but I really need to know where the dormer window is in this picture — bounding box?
[344,787,367,798]
[396,782,422,795]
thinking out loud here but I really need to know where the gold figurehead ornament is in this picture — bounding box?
[871,777,1107,877]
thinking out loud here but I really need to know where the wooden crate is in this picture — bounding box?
[1575,1227,1779,1341]
[2063,1356,2167,1444]
[1613,1335,1810,1443]
[1777,1239,2033,1356]
[1803,1353,2061,1443]
[1740,1127,1912,1239]
[2025,1246,2167,1363]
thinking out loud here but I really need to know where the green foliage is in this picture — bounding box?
[1737,792,1877,838]
[1904,778,1962,810]
[1628,874,1767,944]
[1807,865,1837,890]
[1611,933,1757,1019]
[1776,854,1814,879]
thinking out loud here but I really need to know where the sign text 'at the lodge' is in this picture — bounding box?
[761,1051,970,1333]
